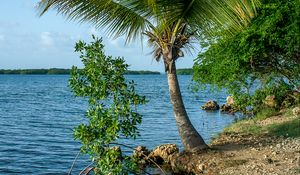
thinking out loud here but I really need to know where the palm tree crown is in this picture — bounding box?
[38,0,259,65]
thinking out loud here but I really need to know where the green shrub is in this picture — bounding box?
[252,80,294,111]
[69,36,147,174]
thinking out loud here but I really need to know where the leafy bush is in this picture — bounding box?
[193,0,300,113]
[252,80,294,111]
[69,36,147,174]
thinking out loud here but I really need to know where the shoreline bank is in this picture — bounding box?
[143,107,300,175]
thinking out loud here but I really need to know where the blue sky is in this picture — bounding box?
[0,0,197,71]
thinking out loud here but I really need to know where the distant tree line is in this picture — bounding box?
[176,68,193,75]
[0,68,160,75]
[0,68,70,74]
[125,70,160,75]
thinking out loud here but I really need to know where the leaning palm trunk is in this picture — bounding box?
[167,61,208,151]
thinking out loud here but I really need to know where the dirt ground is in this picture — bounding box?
[171,114,300,175]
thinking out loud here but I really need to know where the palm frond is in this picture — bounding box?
[37,0,155,43]
[38,0,260,42]
[37,0,261,64]
[163,0,261,37]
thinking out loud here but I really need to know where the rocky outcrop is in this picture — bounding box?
[147,144,179,164]
[263,95,277,108]
[226,96,234,106]
[132,145,150,160]
[221,96,236,113]
[202,100,220,110]
[292,107,300,116]
[221,104,235,113]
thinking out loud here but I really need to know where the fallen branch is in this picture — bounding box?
[68,151,81,175]
[79,161,94,175]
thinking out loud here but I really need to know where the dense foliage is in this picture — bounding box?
[69,36,147,174]
[176,68,193,75]
[193,0,300,112]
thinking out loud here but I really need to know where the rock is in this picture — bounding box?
[133,146,150,160]
[292,107,300,116]
[264,155,274,164]
[202,100,220,110]
[263,95,277,107]
[251,147,257,151]
[221,96,236,113]
[198,163,205,173]
[168,153,180,170]
[221,104,235,113]
[226,96,234,105]
[148,144,179,164]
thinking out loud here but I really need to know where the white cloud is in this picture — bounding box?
[40,32,54,47]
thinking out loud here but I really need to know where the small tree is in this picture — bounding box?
[69,36,146,174]
[193,0,300,112]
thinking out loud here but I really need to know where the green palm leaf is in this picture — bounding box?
[37,0,260,43]
[38,0,156,43]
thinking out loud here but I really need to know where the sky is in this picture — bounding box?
[0,0,198,72]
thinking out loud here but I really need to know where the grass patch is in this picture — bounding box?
[254,108,280,121]
[284,107,295,117]
[224,119,265,135]
[223,107,300,137]
[241,125,264,135]
[295,167,300,174]
[267,117,300,138]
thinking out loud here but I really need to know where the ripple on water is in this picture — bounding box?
[0,74,239,174]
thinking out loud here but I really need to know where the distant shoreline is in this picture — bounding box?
[0,68,194,75]
[0,68,161,75]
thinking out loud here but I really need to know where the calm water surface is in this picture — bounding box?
[0,75,238,174]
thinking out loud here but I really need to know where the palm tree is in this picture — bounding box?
[37,0,259,151]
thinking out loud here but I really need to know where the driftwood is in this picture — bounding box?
[79,161,94,175]
[68,151,80,175]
